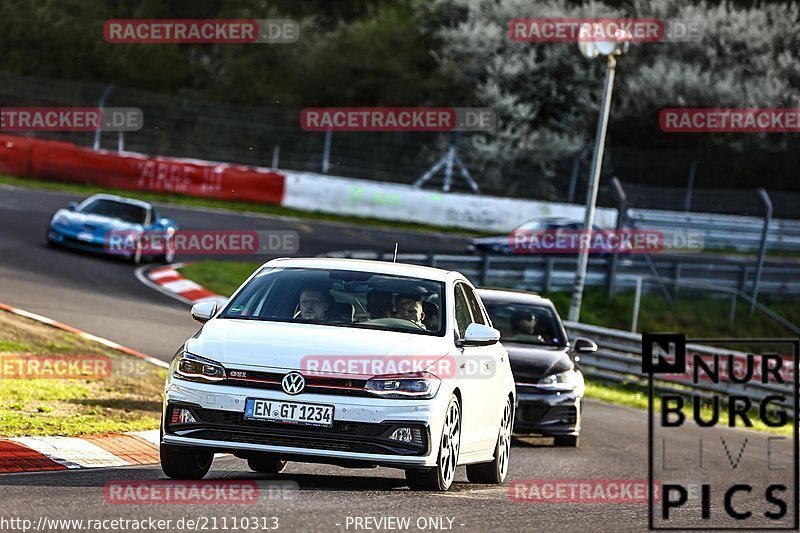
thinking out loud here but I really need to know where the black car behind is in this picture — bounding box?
[477,288,597,447]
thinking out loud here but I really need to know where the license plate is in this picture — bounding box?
[77,231,94,242]
[244,398,334,428]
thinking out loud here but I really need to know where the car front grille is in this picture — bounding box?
[222,369,372,397]
[62,235,107,250]
[167,406,429,456]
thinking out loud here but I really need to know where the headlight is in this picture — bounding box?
[53,213,69,226]
[364,371,441,399]
[536,369,578,391]
[173,352,226,383]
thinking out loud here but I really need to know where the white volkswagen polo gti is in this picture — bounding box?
[160,257,515,491]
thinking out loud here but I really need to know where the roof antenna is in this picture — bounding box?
[392,243,398,263]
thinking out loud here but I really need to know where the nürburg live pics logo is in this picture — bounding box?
[643,332,799,530]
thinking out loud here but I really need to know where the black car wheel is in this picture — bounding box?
[132,238,144,264]
[247,455,287,474]
[160,444,213,479]
[553,434,579,447]
[162,235,176,263]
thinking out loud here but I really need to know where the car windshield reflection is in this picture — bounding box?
[219,267,446,336]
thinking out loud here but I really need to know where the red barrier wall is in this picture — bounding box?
[0,135,33,176]
[0,134,285,205]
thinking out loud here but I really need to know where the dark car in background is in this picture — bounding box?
[477,288,597,447]
[468,217,611,255]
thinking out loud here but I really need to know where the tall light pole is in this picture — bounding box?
[568,23,630,323]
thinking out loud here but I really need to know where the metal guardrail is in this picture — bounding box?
[326,251,800,297]
[564,321,795,411]
[629,209,800,252]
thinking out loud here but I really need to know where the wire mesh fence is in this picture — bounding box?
[0,72,484,193]
[2,71,800,212]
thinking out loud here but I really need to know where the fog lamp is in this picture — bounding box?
[389,427,423,444]
[170,407,197,425]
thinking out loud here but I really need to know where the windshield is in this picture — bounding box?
[79,198,148,224]
[220,267,446,336]
[482,300,565,347]
[515,221,547,232]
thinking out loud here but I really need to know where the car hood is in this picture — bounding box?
[504,342,573,382]
[186,318,451,373]
[55,209,142,232]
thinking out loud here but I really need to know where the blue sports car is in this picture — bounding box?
[46,194,178,264]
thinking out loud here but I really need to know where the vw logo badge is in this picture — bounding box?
[282,372,305,395]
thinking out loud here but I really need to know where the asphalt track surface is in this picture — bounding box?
[0,186,469,360]
[0,185,795,532]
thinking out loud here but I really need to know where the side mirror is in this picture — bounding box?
[457,323,501,347]
[191,301,217,323]
[68,202,78,211]
[158,218,171,228]
[573,337,598,354]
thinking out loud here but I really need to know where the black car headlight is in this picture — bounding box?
[536,369,580,392]
[173,352,226,383]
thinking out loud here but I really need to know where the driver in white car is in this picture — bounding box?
[298,284,332,321]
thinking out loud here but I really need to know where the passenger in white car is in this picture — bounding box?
[395,293,426,329]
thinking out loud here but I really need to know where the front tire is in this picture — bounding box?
[160,444,213,479]
[161,235,176,264]
[406,394,461,491]
[467,397,512,484]
[247,455,287,474]
[132,238,143,264]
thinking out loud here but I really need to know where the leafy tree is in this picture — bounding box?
[434,0,800,196]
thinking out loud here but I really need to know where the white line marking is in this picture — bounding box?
[13,437,131,469]
[148,268,179,281]
[161,279,202,293]
[77,331,168,368]
[134,264,195,305]
[194,295,229,306]
[128,430,161,447]
[1,302,168,369]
